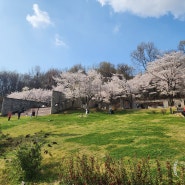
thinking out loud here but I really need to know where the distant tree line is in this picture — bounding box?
[0,67,60,97]
[0,62,134,98]
[2,40,185,108]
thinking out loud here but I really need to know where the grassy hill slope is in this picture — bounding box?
[0,108,184,184]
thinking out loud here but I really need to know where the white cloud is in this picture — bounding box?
[26,4,52,28]
[97,0,185,20]
[55,34,68,48]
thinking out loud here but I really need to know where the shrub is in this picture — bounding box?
[3,135,45,184]
[15,142,42,181]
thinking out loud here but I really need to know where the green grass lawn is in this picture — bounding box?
[0,108,185,184]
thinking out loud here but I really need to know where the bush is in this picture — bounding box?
[15,142,42,181]
[2,142,42,184]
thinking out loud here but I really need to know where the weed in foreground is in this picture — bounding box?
[57,155,185,185]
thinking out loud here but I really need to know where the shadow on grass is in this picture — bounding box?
[0,134,26,157]
[109,143,179,160]
[0,131,49,158]
[51,132,81,137]
[35,162,60,184]
[65,127,170,146]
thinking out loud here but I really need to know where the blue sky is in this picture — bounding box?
[1,0,185,73]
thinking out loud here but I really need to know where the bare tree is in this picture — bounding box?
[178,40,185,53]
[68,64,86,73]
[42,69,60,89]
[97,61,116,79]
[0,71,23,97]
[131,42,160,71]
[116,63,134,80]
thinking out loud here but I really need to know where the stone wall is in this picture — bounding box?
[1,91,83,116]
[3,91,184,116]
[0,97,3,111]
[51,91,82,114]
[1,97,47,116]
[51,91,64,114]
[135,99,184,109]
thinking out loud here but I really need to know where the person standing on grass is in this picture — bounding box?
[8,111,12,121]
[85,108,89,115]
[18,111,21,119]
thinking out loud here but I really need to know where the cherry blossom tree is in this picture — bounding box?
[54,70,103,108]
[128,51,185,106]
[80,69,103,108]
[146,51,185,105]
[120,72,154,108]
[7,51,185,111]
[127,72,153,99]
[101,74,127,107]
[7,88,52,105]
[54,70,85,107]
